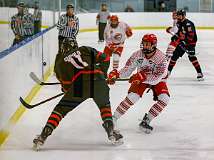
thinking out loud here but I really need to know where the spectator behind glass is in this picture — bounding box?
[124,5,135,12]
[96,3,111,43]
[158,1,166,12]
[33,1,42,34]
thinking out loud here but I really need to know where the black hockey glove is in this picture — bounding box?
[171,34,179,42]
[178,41,187,52]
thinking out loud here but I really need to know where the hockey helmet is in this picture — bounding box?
[61,38,78,54]
[110,15,119,22]
[110,15,119,28]
[176,9,186,22]
[140,34,157,54]
[176,9,186,16]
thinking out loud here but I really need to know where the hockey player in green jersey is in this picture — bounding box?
[33,38,123,150]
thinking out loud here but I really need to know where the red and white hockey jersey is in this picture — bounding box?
[104,21,131,46]
[119,49,168,85]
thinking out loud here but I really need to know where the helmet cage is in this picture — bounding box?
[140,34,157,54]
[61,38,78,54]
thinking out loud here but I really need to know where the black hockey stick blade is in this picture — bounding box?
[19,93,64,109]
[19,97,35,109]
[29,72,60,85]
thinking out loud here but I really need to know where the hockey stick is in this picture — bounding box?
[20,93,64,109]
[30,72,129,86]
[30,72,60,85]
[116,78,129,81]
[168,31,176,36]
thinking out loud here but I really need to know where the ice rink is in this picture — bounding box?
[1,29,214,160]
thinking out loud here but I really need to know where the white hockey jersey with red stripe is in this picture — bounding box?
[104,21,130,46]
[119,49,168,85]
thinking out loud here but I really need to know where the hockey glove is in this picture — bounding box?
[107,69,119,85]
[129,71,146,84]
[171,34,179,42]
[126,27,133,37]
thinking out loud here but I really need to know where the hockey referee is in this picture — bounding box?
[57,4,79,51]
[10,2,34,45]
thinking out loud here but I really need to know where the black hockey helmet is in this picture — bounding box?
[61,38,78,54]
[176,9,186,16]
[66,4,74,10]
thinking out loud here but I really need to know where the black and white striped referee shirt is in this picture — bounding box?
[11,13,34,36]
[57,14,79,39]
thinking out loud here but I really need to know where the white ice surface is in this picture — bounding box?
[1,30,214,160]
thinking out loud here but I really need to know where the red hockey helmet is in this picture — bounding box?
[110,15,119,22]
[140,34,157,54]
[110,15,119,28]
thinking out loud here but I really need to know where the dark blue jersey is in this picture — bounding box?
[176,19,197,45]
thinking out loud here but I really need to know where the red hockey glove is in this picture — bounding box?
[126,28,133,37]
[129,71,146,84]
[107,69,119,85]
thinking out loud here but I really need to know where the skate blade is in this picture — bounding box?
[112,139,124,146]
[197,77,204,81]
[113,129,120,134]
[33,144,40,151]
[108,135,123,145]
[32,142,43,151]
[139,126,152,134]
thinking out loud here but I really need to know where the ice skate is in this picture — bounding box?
[32,135,46,151]
[102,120,114,140]
[103,120,123,145]
[32,126,52,151]
[139,113,153,134]
[197,73,204,81]
[112,130,123,145]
